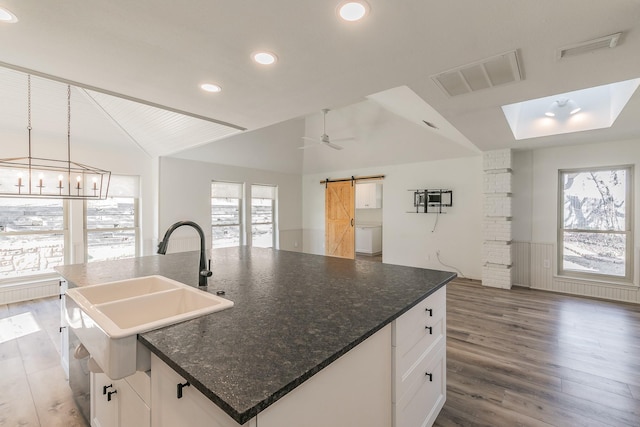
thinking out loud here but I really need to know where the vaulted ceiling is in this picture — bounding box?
[1,1,639,174]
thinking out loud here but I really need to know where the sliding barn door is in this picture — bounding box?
[325,181,355,259]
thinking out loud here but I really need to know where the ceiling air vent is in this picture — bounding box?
[557,32,622,59]
[431,50,522,97]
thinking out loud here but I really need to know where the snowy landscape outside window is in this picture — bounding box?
[251,184,276,248]
[559,166,633,281]
[85,175,139,262]
[211,181,243,248]
[85,198,138,262]
[0,198,66,280]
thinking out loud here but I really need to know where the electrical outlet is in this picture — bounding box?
[543,259,550,268]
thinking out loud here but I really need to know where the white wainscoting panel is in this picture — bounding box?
[512,241,530,287]
[0,279,60,304]
[524,241,639,304]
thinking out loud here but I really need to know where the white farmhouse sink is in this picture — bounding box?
[65,275,233,379]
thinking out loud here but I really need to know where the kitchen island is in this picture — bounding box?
[57,247,454,426]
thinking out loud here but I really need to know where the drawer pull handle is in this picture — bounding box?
[103,384,113,395]
[425,308,433,316]
[425,326,432,334]
[177,381,191,399]
[425,372,433,382]
[107,390,117,402]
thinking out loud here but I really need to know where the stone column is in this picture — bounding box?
[482,149,513,289]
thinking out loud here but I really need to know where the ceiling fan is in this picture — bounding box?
[300,109,353,150]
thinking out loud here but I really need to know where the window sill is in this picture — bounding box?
[0,272,61,288]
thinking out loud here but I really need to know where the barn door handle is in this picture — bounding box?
[351,218,354,227]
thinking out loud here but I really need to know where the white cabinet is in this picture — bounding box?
[60,279,69,379]
[150,328,391,427]
[392,286,446,427]
[91,371,150,427]
[150,353,255,427]
[356,182,382,209]
[355,225,382,255]
[139,286,446,427]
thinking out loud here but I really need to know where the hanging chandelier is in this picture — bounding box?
[0,75,110,199]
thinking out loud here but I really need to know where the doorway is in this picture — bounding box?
[354,181,383,262]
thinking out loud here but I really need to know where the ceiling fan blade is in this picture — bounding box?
[329,137,355,143]
[325,142,344,150]
[298,144,321,150]
[302,136,322,143]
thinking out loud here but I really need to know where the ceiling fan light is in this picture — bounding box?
[544,98,581,118]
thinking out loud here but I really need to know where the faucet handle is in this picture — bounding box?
[201,260,212,278]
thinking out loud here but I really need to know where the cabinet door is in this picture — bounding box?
[118,377,150,427]
[151,354,245,427]
[356,183,373,208]
[91,372,118,427]
[60,281,69,379]
[394,344,446,427]
[355,227,371,253]
[356,183,382,209]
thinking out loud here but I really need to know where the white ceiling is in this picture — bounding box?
[1,0,640,174]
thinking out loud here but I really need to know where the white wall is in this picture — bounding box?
[159,157,303,253]
[302,156,483,280]
[512,138,640,301]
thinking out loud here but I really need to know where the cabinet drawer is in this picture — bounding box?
[393,319,444,400]
[393,344,446,427]
[393,287,445,349]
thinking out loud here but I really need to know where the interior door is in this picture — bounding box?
[325,181,355,259]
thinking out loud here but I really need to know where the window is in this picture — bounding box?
[251,184,276,248]
[559,166,633,281]
[0,198,66,280]
[85,175,139,262]
[211,181,243,248]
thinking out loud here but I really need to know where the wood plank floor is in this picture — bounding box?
[2,280,640,426]
[0,296,87,427]
[435,279,640,427]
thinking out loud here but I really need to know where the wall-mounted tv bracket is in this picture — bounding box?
[409,189,452,213]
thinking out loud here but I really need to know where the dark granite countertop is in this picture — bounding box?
[56,247,455,424]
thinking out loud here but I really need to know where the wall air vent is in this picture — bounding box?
[431,50,522,97]
[557,33,622,59]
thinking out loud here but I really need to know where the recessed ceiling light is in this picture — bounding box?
[337,1,369,22]
[200,83,222,93]
[252,51,278,65]
[0,7,18,23]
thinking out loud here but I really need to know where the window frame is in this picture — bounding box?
[250,184,277,249]
[557,165,634,283]
[211,181,244,249]
[83,197,140,263]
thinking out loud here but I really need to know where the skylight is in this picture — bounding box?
[501,78,640,140]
